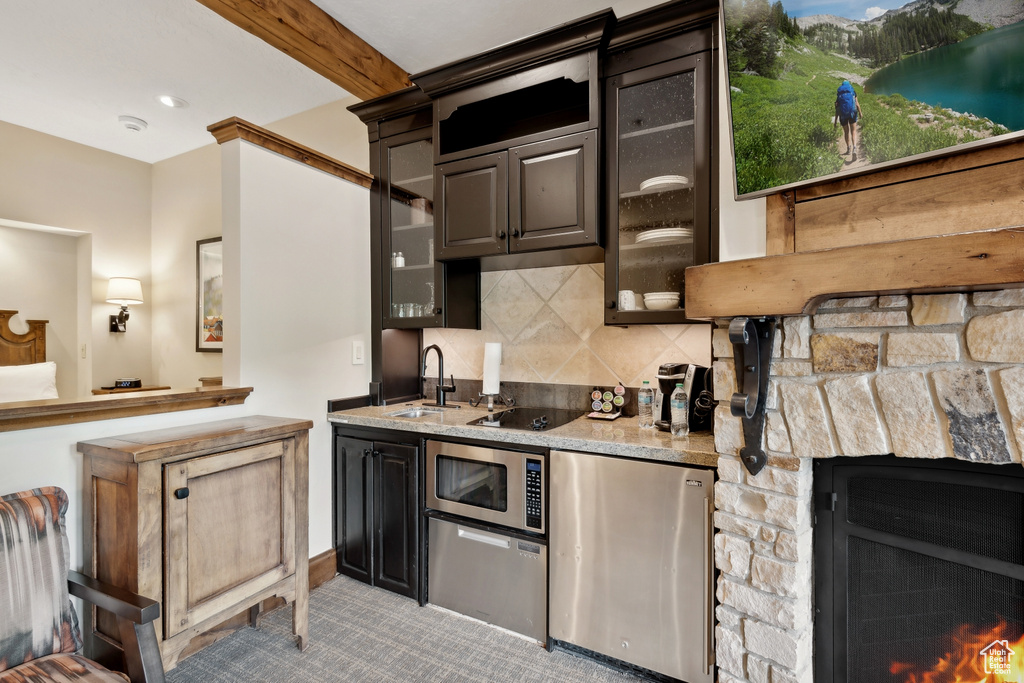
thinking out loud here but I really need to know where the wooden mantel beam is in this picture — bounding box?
[195,0,412,100]
[684,227,1024,320]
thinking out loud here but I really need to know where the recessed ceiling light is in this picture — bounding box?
[118,115,148,132]
[158,95,189,108]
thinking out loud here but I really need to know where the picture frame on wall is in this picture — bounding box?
[196,237,223,353]
[720,0,1024,198]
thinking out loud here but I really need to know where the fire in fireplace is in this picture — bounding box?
[814,455,1024,683]
[889,618,1023,681]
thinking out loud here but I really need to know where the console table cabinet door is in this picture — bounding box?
[163,439,296,637]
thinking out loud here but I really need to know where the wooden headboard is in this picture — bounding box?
[0,310,48,366]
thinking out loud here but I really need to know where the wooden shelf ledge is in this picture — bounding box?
[0,386,253,433]
[684,226,1024,320]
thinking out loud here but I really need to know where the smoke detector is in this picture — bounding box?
[118,115,148,132]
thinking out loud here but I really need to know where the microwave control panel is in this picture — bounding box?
[525,458,543,530]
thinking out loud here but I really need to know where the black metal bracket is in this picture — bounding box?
[729,317,777,476]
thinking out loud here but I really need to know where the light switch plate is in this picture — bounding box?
[352,340,365,365]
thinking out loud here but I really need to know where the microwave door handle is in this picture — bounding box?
[457,526,511,549]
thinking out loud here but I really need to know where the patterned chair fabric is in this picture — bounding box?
[0,487,83,672]
[0,653,128,683]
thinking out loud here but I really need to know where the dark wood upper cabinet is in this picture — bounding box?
[511,131,598,252]
[603,17,717,325]
[412,11,612,264]
[431,53,599,164]
[349,87,480,333]
[435,152,508,259]
[436,130,599,260]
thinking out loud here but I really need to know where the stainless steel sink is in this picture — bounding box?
[384,407,445,419]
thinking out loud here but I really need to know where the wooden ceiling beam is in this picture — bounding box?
[195,0,412,100]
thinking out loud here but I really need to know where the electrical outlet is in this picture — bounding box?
[80,344,87,359]
[352,340,365,365]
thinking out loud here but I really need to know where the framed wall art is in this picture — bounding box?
[721,0,1024,198]
[196,237,223,352]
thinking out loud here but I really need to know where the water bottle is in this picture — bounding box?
[670,382,689,437]
[638,381,654,428]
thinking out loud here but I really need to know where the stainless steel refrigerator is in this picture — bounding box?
[548,450,714,682]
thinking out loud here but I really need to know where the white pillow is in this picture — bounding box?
[0,361,59,402]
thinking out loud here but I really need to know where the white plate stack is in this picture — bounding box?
[639,174,690,193]
[634,227,693,245]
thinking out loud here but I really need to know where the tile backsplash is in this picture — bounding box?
[423,264,711,387]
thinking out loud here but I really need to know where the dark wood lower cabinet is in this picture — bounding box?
[334,431,419,600]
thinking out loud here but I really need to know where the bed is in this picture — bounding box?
[0,310,56,402]
[0,310,47,365]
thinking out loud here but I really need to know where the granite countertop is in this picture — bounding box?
[327,401,719,468]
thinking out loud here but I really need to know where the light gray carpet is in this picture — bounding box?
[166,574,646,682]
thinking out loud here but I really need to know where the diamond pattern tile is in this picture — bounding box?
[674,325,713,366]
[482,271,543,340]
[501,342,544,383]
[586,324,673,383]
[414,266,711,387]
[552,346,618,386]
[480,271,503,301]
[548,266,605,340]
[524,265,576,300]
[512,305,583,379]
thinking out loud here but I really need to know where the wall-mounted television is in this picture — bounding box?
[721,0,1024,199]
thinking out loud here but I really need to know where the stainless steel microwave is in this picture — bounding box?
[425,440,544,535]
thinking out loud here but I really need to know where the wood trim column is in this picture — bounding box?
[208,117,374,188]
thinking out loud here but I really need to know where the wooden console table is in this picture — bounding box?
[78,415,313,671]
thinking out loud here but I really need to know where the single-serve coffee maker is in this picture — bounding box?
[653,362,712,432]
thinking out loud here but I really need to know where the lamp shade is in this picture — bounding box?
[106,277,144,306]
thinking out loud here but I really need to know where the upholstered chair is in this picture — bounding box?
[0,487,164,683]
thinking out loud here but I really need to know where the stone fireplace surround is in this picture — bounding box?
[709,288,1024,682]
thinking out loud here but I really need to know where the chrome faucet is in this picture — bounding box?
[421,344,456,407]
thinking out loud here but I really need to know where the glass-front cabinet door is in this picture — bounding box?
[604,51,712,324]
[383,129,441,328]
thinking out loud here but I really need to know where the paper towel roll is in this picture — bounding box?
[483,343,502,395]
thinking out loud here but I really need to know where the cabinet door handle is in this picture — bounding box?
[174,487,190,500]
[511,228,519,237]
[498,230,506,239]
[608,300,616,309]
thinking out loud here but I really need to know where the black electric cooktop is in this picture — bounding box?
[467,406,584,431]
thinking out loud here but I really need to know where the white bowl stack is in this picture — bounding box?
[643,291,680,310]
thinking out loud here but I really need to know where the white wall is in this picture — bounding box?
[150,144,224,388]
[0,121,154,388]
[0,224,84,398]
[148,97,371,391]
[265,96,370,174]
[222,139,372,555]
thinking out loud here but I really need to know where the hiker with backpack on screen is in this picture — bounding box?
[834,80,863,161]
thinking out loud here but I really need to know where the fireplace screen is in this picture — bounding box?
[815,457,1024,682]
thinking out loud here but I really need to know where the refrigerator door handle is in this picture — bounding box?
[704,496,715,673]
[458,526,512,549]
